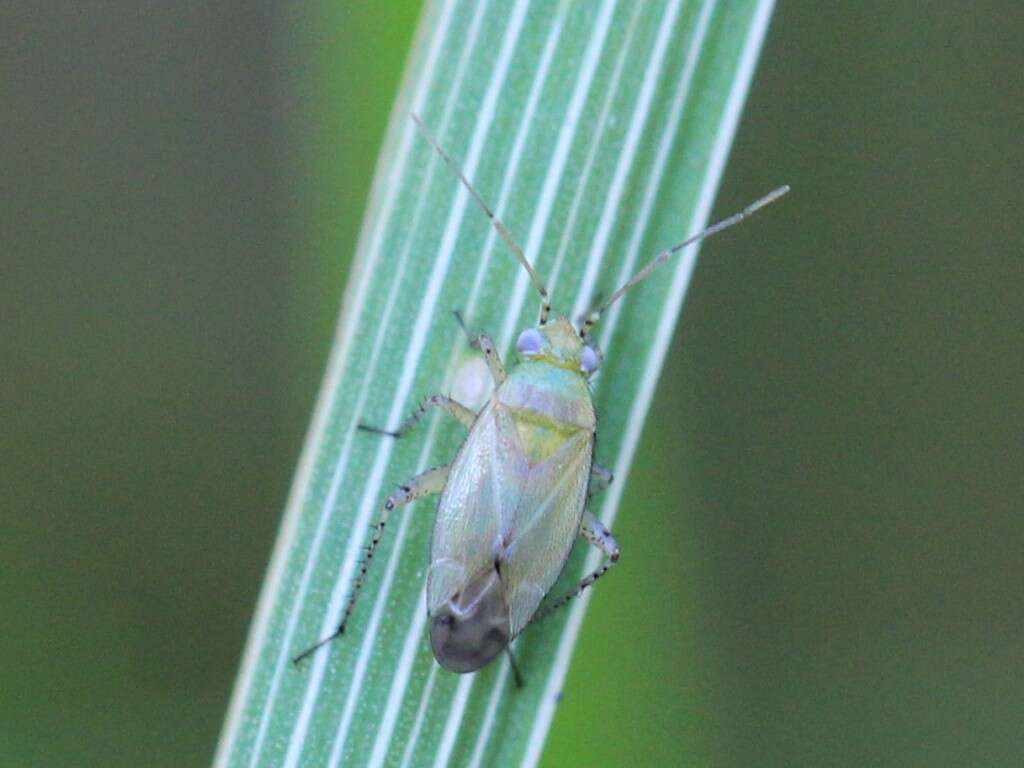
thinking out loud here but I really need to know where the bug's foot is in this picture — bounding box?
[292,626,345,666]
[357,422,399,438]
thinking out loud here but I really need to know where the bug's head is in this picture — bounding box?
[516,316,603,377]
[411,114,788,383]
[430,567,510,673]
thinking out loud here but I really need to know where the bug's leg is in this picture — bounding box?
[505,647,525,690]
[454,310,506,386]
[292,464,450,664]
[359,394,475,438]
[473,333,506,386]
[531,511,620,625]
[588,464,614,500]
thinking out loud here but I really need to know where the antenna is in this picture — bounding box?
[411,113,553,324]
[580,185,790,339]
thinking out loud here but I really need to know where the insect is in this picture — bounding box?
[294,113,788,681]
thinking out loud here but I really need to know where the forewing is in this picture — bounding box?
[427,401,526,615]
[503,429,592,635]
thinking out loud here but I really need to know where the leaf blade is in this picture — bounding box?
[215,1,780,766]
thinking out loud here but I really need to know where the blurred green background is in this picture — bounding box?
[3,2,1022,766]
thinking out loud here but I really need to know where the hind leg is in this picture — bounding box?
[530,510,620,625]
[293,464,450,663]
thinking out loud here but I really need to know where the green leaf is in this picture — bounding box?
[215,0,780,765]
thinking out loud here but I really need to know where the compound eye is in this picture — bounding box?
[580,345,602,374]
[516,328,544,355]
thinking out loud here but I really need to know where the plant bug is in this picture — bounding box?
[294,114,788,679]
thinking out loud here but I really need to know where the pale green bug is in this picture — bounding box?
[294,115,788,681]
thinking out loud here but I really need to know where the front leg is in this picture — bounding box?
[530,510,620,625]
[454,310,506,386]
[293,464,450,664]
